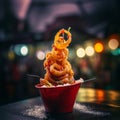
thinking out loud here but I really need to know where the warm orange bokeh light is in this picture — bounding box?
[108,34,119,50]
[96,90,105,102]
[94,42,104,53]
[108,38,119,50]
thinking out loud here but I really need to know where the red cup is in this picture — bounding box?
[35,81,81,113]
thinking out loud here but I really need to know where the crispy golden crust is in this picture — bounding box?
[40,28,75,86]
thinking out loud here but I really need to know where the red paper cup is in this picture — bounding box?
[35,81,81,113]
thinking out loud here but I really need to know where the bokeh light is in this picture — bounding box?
[14,44,21,55]
[111,48,120,56]
[8,51,15,60]
[20,45,28,56]
[94,42,104,53]
[108,39,119,50]
[36,50,45,60]
[85,46,94,56]
[76,48,85,58]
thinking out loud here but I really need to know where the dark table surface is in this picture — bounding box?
[0,88,120,120]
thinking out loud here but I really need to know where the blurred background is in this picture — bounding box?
[0,0,120,105]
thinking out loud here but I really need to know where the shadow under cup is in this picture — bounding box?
[35,81,81,113]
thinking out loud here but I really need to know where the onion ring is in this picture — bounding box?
[40,28,75,86]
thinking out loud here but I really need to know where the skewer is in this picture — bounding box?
[76,77,96,83]
[27,74,40,78]
[83,77,96,83]
[27,74,96,83]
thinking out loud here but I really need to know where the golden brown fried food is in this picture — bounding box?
[40,28,75,86]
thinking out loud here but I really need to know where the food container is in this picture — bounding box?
[35,81,81,113]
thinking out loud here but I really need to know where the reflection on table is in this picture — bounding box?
[77,88,120,108]
[0,88,120,120]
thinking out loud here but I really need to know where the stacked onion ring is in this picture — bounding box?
[40,28,75,86]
